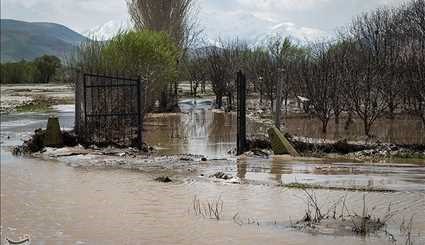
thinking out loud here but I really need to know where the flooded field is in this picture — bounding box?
[1,101,425,244]
[283,115,425,145]
[0,84,74,113]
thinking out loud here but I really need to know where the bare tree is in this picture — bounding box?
[127,0,200,50]
[298,43,335,134]
[221,39,250,110]
[127,0,201,111]
[204,46,226,108]
[401,0,425,125]
[184,49,207,98]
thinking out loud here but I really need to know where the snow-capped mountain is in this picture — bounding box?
[251,22,328,47]
[83,20,131,41]
[86,18,327,45]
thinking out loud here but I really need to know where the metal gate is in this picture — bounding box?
[78,73,144,149]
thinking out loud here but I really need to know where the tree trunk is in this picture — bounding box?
[190,80,193,96]
[270,98,274,114]
[227,93,233,111]
[201,81,206,94]
[344,112,353,131]
[193,85,197,98]
[160,90,168,112]
[322,119,328,134]
[275,79,283,129]
[259,85,263,105]
[364,119,371,138]
[388,102,395,120]
[174,81,178,97]
[216,94,223,109]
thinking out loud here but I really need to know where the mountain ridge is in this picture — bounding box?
[1,19,88,62]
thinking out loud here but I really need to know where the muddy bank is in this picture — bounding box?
[13,133,211,175]
[245,135,425,161]
[0,83,74,113]
[13,128,425,176]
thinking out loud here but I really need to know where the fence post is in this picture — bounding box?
[83,74,88,143]
[75,72,81,135]
[137,78,143,150]
[237,70,247,156]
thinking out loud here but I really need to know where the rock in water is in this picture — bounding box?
[267,126,300,156]
[44,116,63,147]
[154,176,172,183]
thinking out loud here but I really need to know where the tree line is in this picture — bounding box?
[183,0,425,136]
[71,0,424,137]
[0,55,62,84]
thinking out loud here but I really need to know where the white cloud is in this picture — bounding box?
[2,0,405,42]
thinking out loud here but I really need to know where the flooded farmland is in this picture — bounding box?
[1,102,425,244]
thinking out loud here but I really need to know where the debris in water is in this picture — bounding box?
[12,128,78,155]
[210,172,232,180]
[6,234,30,244]
[154,176,172,183]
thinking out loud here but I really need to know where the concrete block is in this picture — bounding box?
[267,126,300,157]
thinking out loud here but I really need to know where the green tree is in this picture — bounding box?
[71,30,180,111]
[34,55,61,83]
[0,60,38,84]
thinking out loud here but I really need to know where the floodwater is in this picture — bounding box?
[1,100,425,244]
[283,115,425,145]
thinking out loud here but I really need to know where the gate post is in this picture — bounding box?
[75,72,81,135]
[82,74,88,144]
[137,78,143,150]
[236,70,247,155]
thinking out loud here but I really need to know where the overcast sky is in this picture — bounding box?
[1,0,405,41]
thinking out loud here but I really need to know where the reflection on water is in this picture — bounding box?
[233,158,425,192]
[281,115,425,144]
[1,103,425,244]
[144,100,239,158]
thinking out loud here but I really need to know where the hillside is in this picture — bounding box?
[1,19,88,62]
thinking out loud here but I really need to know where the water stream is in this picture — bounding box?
[1,102,424,244]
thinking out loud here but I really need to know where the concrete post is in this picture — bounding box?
[44,116,63,147]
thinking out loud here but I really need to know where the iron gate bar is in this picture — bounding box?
[139,79,145,144]
[85,113,139,117]
[81,73,144,149]
[85,84,137,88]
[83,73,140,82]
[83,74,88,131]
[137,78,142,148]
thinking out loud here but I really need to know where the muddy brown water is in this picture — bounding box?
[282,115,425,145]
[1,101,424,244]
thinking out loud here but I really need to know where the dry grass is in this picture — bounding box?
[293,190,393,236]
[192,195,224,220]
[400,216,415,245]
